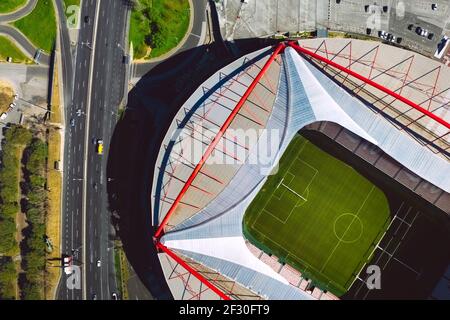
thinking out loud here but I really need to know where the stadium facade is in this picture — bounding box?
[151,39,450,300]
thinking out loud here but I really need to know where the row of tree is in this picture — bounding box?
[20,137,48,299]
[0,125,49,299]
[0,125,32,299]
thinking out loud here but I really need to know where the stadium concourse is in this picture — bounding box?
[151,38,450,300]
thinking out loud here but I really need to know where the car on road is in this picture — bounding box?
[93,182,98,191]
[97,259,101,267]
[63,256,73,275]
[92,294,97,300]
[96,139,104,155]
[0,113,8,120]
[112,293,118,300]
[70,118,75,127]
[84,15,90,23]
[33,49,42,64]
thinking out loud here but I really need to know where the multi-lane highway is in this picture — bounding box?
[57,0,96,301]
[83,0,128,300]
[57,0,129,300]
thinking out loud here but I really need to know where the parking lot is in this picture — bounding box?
[388,6,443,55]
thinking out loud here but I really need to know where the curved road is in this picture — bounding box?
[0,0,37,22]
[0,0,50,65]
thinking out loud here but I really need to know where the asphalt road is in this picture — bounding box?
[57,0,129,300]
[133,0,207,78]
[57,0,96,301]
[54,0,74,104]
[0,0,37,23]
[83,0,128,300]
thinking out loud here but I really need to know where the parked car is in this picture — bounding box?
[378,30,389,40]
[33,49,42,64]
[416,26,429,38]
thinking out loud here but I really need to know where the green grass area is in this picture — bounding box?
[0,0,27,14]
[13,0,57,53]
[0,35,32,63]
[130,0,190,59]
[243,135,391,296]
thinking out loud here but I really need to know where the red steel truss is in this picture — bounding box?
[154,41,450,300]
[289,42,450,130]
[154,42,286,239]
[156,242,231,300]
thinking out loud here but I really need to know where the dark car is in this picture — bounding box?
[396,37,403,44]
[427,33,434,40]
[407,24,414,31]
[84,15,90,23]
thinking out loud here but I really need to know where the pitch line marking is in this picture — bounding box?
[282,182,307,201]
[251,138,308,229]
[333,213,364,244]
[320,186,375,273]
[258,146,319,225]
[264,208,289,224]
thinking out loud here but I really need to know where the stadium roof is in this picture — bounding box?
[152,40,450,300]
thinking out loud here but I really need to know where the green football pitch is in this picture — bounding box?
[243,134,391,296]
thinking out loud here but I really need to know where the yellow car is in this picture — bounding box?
[97,139,104,155]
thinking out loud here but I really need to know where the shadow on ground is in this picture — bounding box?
[106,36,281,299]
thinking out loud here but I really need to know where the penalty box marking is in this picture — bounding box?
[264,159,319,224]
